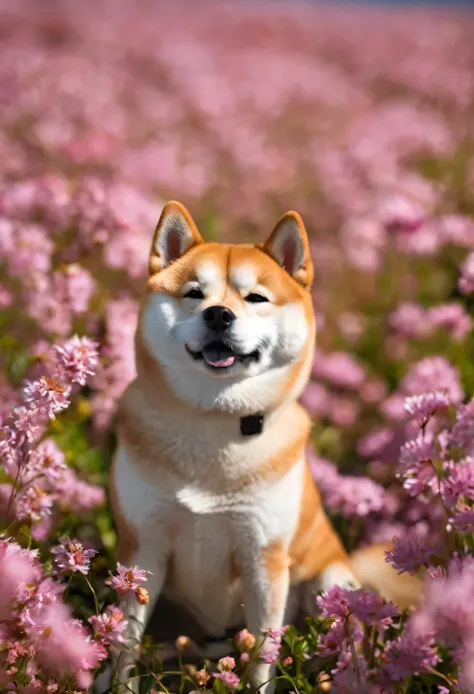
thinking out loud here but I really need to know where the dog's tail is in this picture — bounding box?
[349,542,422,611]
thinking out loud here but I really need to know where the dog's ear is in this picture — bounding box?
[149,201,204,274]
[263,211,313,288]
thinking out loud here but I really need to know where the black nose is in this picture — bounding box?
[202,305,236,332]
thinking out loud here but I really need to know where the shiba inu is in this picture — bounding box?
[105,201,420,693]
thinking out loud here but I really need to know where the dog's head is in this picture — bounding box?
[138,201,316,415]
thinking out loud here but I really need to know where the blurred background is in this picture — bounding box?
[1,0,474,553]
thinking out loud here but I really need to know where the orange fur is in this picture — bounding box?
[350,543,422,610]
[290,463,350,583]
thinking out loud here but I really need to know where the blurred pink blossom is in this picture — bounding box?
[459,252,474,295]
[401,357,464,404]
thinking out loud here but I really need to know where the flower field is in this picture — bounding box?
[2,0,474,691]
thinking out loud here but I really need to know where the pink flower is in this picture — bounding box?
[12,407,42,444]
[385,531,437,575]
[380,393,407,421]
[54,335,99,387]
[218,656,236,672]
[267,627,287,640]
[337,312,364,343]
[383,631,439,680]
[236,628,256,650]
[312,350,366,390]
[317,585,351,619]
[451,507,474,535]
[7,224,53,277]
[426,565,447,581]
[441,459,474,508]
[340,217,385,272]
[360,378,387,404]
[15,485,54,523]
[0,483,14,520]
[347,589,399,628]
[399,434,437,473]
[31,603,104,689]
[0,540,41,620]
[106,562,152,595]
[327,395,360,428]
[309,446,387,517]
[56,468,106,513]
[260,642,281,664]
[318,585,398,633]
[389,302,430,339]
[459,252,474,295]
[411,555,474,652]
[331,651,368,693]
[57,264,96,315]
[324,475,386,517]
[51,537,97,575]
[317,620,348,656]
[89,605,127,644]
[22,577,66,625]
[308,451,340,491]
[404,391,451,425]
[25,280,72,337]
[377,194,425,234]
[398,434,439,497]
[23,377,70,420]
[427,303,472,342]
[0,284,13,308]
[299,382,329,417]
[357,427,394,458]
[401,357,463,404]
[260,626,287,664]
[214,671,240,690]
[450,398,474,453]
[25,439,66,481]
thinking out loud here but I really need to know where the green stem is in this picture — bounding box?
[63,574,74,604]
[5,465,22,525]
[369,625,378,669]
[344,619,361,684]
[271,674,300,694]
[177,651,185,694]
[425,666,460,693]
[83,574,100,614]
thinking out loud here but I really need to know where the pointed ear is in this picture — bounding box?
[149,201,204,274]
[263,211,313,288]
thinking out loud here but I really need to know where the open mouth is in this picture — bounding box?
[186,341,260,370]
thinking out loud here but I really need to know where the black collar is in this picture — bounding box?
[240,414,264,436]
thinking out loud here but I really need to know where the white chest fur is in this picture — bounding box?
[113,438,305,634]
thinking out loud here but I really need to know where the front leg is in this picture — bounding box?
[112,540,169,694]
[237,538,290,694]
[93,539,168,694]
[101,448,171,694]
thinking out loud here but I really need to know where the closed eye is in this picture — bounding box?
[245,293,269,304]
[184,288,205,300]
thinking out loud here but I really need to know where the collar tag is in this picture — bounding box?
[240,414,264,436]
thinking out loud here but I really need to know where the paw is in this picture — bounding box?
[256,681,275,694]
[110,650,139,694]
[249,662,275,694]
[92,665,112,694]
[319,561,361,593]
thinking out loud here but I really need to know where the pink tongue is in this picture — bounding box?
[202,343,236,368]
[204,354,235,368]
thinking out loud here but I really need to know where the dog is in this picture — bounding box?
[104,201,421,693]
